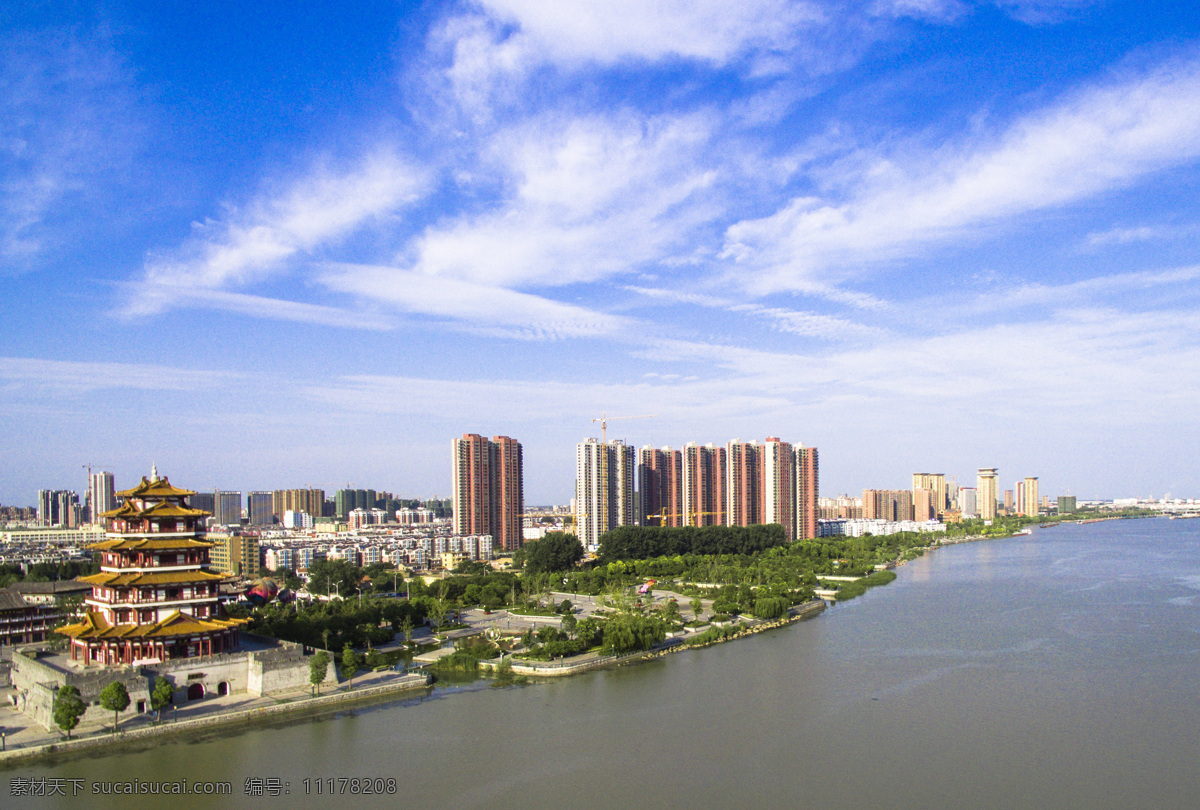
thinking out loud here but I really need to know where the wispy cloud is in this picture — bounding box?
[137,150,427,304]
[320,263,630,339]
[0,357,238,395]
[0,25,137,264]
[401,112,721,288]
[118,285,395,331]
[722,55,1200,294]
[468,0,823,66]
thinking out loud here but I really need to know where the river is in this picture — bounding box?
[7,517,1200,808]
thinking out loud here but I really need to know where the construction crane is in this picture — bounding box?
[650,508,724,527]
[591,412,658,445]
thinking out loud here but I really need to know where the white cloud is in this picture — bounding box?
[320,263,630,339]
[0,357,237,395]
[429,1,842,121]
[992,0,1100,25]
[402,112,721,289]
[0,27,137,262]
[469,0,822,66]
[731,304,889,341]
[873,0,970,22]
[119,285,395,331]
[139,151,427,298]
[722,56,1200,293]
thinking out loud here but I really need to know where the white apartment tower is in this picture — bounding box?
[575,438,636,551]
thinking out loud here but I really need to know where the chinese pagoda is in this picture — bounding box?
[58,468,244,666]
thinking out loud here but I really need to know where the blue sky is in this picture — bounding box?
[3,0,1200,506]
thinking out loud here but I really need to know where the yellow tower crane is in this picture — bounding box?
[590,412,658,445]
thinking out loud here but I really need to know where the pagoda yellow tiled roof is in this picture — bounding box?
[99,501,209,520]
[79,569,226,587]
[115,476,197,499]
[57,610,246,641]
[88,537,214,551]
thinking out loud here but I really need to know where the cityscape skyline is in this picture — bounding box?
[1,446,1108,513]
[3,3,1200,505]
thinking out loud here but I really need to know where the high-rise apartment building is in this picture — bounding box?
[214,490,243,526]
[763,437,795,540]
[209,533,260,578]
[1057,495,1076,513]
[912,473,947,515]
[862,489,913,521]
[247,491,274,526]
[959,487,978,518]
[639,446,683,527]
[914,488,937,522]
[334,489,377,519]
[491,435,523,551]
[682,442,726,527]
[272,488,325,521]
[87,471,115,525]
[37,490,80,528]
[795,445,819,540]
[575,438,635,551]
[451,434,524,552]
[1021,477,1039,517]
[190,492,215,516]
[727,440,763,527]
[977,469,999,521]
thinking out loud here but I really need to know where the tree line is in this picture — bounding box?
[598,523,789,562]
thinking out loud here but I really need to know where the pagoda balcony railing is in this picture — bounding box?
[89,593,218,607]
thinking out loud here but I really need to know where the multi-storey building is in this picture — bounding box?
[209,533,260,578]
[763,438,795,540]
[959,487,978,518]
[977,468,999,520]
[247,491,273,526]
[334,489,377,519]
[862,489,914,522]
[1021,477,1040,517]
[0,591,59,646]
[59,470,242,665]
[271,488,325,521]
[451,433,524,552]
[575,438,636,551]
[795,445,819,540]
[682,442,727,527]
[727,440,763,527]
[213,490,242,526]
[1058,495,1076,514]
[914,488,938,522]
[87,472,115,525]
[264,547,296,572]
[912,473,947,516]
[37,490,80,528]
[639,446,683,526]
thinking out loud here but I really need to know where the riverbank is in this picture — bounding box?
[0,671,430,768]
[479,598,827,678]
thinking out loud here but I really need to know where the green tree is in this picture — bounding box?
[429,598,448,635]
[341,643,363,690]
[602,614,666,654]
[150,679,174,722]
[400,615,414,644]
[53,684,86,740]
[306,558,361,597]
[515,532,583,574]
[690,597,703,621]
[99,681,130,734]
[309,651,330,695]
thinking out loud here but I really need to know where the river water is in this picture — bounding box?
[7,518,1200,808]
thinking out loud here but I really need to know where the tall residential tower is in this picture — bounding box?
[451,433,524,552]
